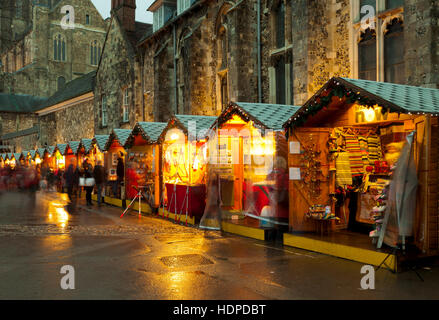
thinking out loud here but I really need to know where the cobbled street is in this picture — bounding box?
[0,190,438,300]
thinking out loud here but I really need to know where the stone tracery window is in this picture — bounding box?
[54,34,66,62]
[358,28,377,81]
[354,0,404,83]
[274,1,285,49]
[384,18,404,84]
[90,40,101,66]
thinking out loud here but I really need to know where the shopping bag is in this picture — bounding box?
[79,177,86,187]
[85,178,95,187]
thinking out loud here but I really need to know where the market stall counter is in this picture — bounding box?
[125,122,167,210]
[282,77,439,270]
[200,102,299,235]
[158,115,217,222]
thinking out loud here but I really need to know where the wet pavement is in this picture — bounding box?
[0,190,438,300]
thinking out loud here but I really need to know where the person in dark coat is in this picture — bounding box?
[83,159,94,206]
[64,158,79,205]
[114,154,124,197]
[93,160,106,206]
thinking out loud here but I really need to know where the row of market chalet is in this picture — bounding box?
[3,77,439,271]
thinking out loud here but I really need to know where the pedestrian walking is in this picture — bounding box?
[114,153,124,197]
[64,158,79,204]
[83,159,95,206]
[93,160,105,207]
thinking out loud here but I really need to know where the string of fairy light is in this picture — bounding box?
[283,78,439,138]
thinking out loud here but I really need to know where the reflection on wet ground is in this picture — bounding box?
[0,190,438,299]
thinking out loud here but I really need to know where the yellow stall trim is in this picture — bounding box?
[103,196,123,208]
[221,221,266,241]
[158,208,196,226]
[283,233,397,272]
[132,201,152,214]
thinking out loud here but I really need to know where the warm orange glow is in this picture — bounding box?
[226,115,247,125]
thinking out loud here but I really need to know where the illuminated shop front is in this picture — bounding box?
[283,77,439,270]
[104,129,131,199]
[80,138,102,167]
[28,150,38,167]
[159,115,217,220]
[45,146,56,169]
[13,153,22,167]
[36,147,49,168]
[67,141,81,166]
[124,122,167,208]
[92,135,111,195]
[54,144,70,170]
[5,153,14,168]
[200,102,299,231]
[0,154,5,168]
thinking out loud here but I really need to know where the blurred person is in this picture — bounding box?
[65,158,79,204]
[114,153,124,198]
[83,159,94,206]
[93,160,106,207]
[125,162,139,200]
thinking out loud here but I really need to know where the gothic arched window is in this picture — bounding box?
[274,1,285,49]
[358,28,377,81]
[384,18,404,84]
[90,40,101,66]
[54,34,66,61]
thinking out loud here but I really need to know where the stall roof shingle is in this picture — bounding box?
[80,138,93,153]
[37,148,46,157]
[220,102,301,131]
[47,146,55,155]
[340,78,439,114]
[94,135,110,152]
[136,122,167,143]
[163,115,217,141]
[13,152,21,160]
[29,150,36,159]
[106,129,132,149]
[284,77,439,129]
[68,141,80,154]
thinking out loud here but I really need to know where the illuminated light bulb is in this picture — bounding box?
[364,108,375,122]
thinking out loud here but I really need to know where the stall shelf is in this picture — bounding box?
[282,77,439,271]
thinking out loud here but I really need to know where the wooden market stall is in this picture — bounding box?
[205,102,299,230]
[5,153,14,168]
[158,115,217,221]
[28,150,38,167]
[21,151,30,166]
[36,147,49,168]
[54,143,76,171]
[80,138,102,167]
[0,154,5,168]
[104,129,131,199]
[124,122,167,208]
[67,141,81,166]
[92,135,111,196]
[283,77,439,268]
[13,152,22,167]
